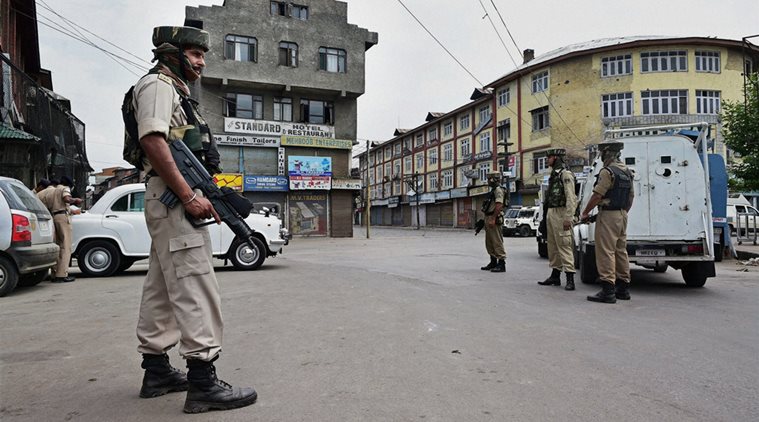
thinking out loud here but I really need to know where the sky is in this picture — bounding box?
[36,0,759,172]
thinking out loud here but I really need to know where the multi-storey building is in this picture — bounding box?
[185,0,376,237]
[0,0,91,195]
[360,90,497,228]
[488,36,759,205]
[362,36,759,227]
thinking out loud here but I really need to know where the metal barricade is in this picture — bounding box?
[735,212,758,245]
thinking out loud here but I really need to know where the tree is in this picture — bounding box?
[722,73,759,191]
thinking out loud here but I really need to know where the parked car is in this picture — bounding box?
[504,206,539,237]
[501,207,521,236]
[727,195,758,235]
[72,184,289,277]
[0,177,60,296]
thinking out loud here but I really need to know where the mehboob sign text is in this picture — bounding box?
[224,118,335,139]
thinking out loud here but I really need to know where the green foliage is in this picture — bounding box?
[722,74,759,190]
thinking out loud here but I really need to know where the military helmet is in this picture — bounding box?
[152,26,210,51]
[597,139,624,152]
[545,148,566,157]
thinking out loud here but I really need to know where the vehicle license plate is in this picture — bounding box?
[636,249,665,257]
[39,220,50,234]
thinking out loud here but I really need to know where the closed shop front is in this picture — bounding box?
[330,190,353,237]
[439,200,454,227]
[288,191,329,236]
[427,203,442,226]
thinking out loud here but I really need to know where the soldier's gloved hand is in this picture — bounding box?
[184,195,221,224]
[563,220,572,230]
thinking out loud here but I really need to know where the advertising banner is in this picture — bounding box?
[288,156,332,176]
[213,133,280,147]
[289,192,329,236]
[224,118,334,138]
[289,175,331,190]
[243,175,289,192]
[213,173,243,191]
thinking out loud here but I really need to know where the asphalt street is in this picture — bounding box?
[1,226,757,421]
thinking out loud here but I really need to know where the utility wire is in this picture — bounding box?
[396,0,484,87]
[489,0,522,58]
[476,0,518,67]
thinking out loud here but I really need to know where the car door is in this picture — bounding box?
[103,190,150,255]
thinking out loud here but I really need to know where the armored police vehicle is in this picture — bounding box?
[574,123,716,287]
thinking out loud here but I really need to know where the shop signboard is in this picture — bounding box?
[419,193,436,204]
[243,175,289,192]
[213,133,279,147]
[224,118,334,138]
[281,136,353,150]
[331,178,363,190]
[450,187,468,198]
[288,156,332,176]
[387,196,400,208]
[435,191,451,200]
[469,185,490,196]
[213,173,243,191]
[290,175,331,190]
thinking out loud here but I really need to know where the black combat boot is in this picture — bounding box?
[538,269,561,286]
[490,259,506,273]
[564,272,575,291]
[615,280,631,300]
[183,358,257,413]
[587,282,617,304]
[140,353,188,398]
[481,256,497,271]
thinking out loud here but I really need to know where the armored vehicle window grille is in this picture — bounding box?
[661,156,672,164]
[625,157,636,165]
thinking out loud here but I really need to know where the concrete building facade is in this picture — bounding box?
[185,0,376,237]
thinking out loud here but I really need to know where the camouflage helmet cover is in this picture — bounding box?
[152,26,210,51]
[597,139,624,152]
[545,148,566,157]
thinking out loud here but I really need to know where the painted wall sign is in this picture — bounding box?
[280,136,353,150]
[243,175,289,192]
[278,147,286,176]
[213,133,280,147]
[224,118,334,138]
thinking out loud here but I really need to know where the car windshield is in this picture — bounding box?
[518,209,535,218]
[0,180,50,218]
[505,209,520,218]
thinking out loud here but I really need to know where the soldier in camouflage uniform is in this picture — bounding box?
[580,140,635,304]
[127,26,256,413]
[480,172,507,273]
[538,149,578,290]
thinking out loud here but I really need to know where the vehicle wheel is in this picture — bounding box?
[653,263,668,273]
[518,225,531,237]
[682,264,707,288]
[579,245,598,284]
[78,240,122,277]
[229,237,266,270]
[0,256,19,297]
[537,241,548,258]
[115,259,136,274]
[713,242,723,262]
[18,269,49,287]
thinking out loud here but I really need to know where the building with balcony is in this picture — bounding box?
[185,0,377,237]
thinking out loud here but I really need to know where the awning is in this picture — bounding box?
[0,124,40,142]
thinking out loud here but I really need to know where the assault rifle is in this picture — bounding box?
[159,139,259,250]
[474,218,485,235]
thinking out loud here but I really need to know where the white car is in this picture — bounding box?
[72,184,289,277]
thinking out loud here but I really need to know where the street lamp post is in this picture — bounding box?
[365,140,371,239]
[404,172,422,230]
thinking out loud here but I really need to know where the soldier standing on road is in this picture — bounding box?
[125,26,256,413]
[580,140,635,304]
[38,176,82,283]
[538,149,578,290]
[480,172,507,273]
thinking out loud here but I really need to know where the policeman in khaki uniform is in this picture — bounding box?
[127,26,256,413]
[480,172,507,273]
[538,149,578,290]
[580,140,635,304]
[37,176,82,283]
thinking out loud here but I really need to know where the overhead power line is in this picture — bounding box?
[489,0,522,58]
[476,0,518,67]
[396,0,484,87]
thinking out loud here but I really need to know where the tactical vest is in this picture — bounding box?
[600,165,632,210]
[546,168,567,208]
[481,186,504,215]
[122,73,221,175]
